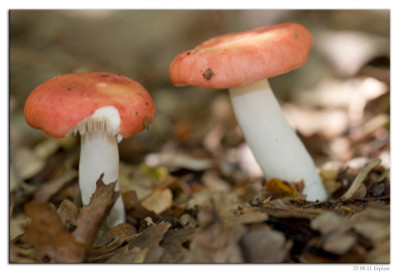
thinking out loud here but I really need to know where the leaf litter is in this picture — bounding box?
[10,152,390,263]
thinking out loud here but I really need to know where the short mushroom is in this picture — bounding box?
[24,72,156,226]
[169,23,327,201]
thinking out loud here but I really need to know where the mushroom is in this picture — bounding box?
[24,72,156,226]
[169,23,327,201]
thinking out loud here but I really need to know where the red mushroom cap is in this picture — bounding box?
[169,23,313,89]
[24,72,155,139]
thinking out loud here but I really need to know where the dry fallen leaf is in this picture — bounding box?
[87,223,138,262]
[73,173,119,247]
[56,198,79,230]
[106,245,147,263]
[106,222,171,263]
[160,228,194,263]
[141,188,173,214]
[186,203,245,263]
[23,202,86,263]
[123,190,160,223]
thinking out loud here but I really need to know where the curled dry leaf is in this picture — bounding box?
[23,202,86,263]
[87,223,138,262]
[341,159,381,199]
[73,173,119,247]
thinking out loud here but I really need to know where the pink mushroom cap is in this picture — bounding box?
[24,72,155,139]
[169,22,313,89]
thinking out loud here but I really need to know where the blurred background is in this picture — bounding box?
[9,9,390,192]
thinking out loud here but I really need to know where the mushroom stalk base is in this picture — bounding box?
[228,79,327,201]
[79,132,125,227]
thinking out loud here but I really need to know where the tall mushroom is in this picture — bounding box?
[169,23,327,201]
[24,72,156,226]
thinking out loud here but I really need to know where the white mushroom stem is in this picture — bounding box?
[228,79,327,201]
[79,132,125,227]
[72,106,126,227]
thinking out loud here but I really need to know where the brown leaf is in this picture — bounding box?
[160,228,194,263]
[93,222,137,249]
[106,245,147,263]
[137,175,179,214]
[106,222,171,263]
[23,202,86,263]
[186,204,245,263]
[141,188,173,214]
[123,190,160,222]
[87,223,138,262]
[73,174,119,247]
[56,198,79,229]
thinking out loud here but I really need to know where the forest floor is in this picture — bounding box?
[9,10,390,264]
